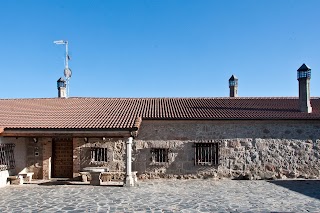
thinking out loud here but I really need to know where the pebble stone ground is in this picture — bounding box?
[0,179,320,213]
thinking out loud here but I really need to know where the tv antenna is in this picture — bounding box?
[54,40,72,98]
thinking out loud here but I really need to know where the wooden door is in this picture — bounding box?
[52,138,73,178]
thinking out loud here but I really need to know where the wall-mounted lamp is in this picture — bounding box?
[84,137,88,142]
[33,138,38,143]
[102,137,106,141]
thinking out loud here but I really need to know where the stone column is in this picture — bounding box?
[125,137,134,186]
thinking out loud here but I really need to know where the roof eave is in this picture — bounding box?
[0,128,133,138]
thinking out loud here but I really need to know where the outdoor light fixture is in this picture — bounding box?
[33,138,38,143]
[84,137,88,142]
[102,137,106,141]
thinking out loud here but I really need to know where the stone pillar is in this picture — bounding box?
[125,137,134,186]
[42,138,52,180]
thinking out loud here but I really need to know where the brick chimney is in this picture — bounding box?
[57,77,66,98]
[229,75,238,97]
[297,63,312,113]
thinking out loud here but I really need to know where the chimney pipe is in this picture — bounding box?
[297,63,312,113]
[57,77,66,98]
[229,75,238,97]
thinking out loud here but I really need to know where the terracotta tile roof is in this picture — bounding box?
[0,97,319,130]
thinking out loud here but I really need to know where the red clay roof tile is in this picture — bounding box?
[0,97,319,130]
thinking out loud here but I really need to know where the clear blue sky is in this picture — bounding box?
[0,0,319,98]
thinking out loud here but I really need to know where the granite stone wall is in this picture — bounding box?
[75,138,126,173]
[133,120,320,180]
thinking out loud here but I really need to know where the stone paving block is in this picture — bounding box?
[0,180,320,212]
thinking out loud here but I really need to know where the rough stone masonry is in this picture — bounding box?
[133,120,320,180]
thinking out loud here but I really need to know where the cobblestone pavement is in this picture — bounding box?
[0,179,320,212]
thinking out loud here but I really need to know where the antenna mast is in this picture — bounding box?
[54,40,72,98]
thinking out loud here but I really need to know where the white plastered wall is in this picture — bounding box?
[0,137,27,187]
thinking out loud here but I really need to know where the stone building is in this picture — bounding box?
[0,64,320,187]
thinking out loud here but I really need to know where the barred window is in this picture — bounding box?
[151,148,168,163]
[0,143,15,171]
[91,148,107,162]
[194,142,219,166]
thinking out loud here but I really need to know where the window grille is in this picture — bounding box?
[0,143,15,171]
[91,147,108,162]
[151,148,168,163]
[194,142,219,166]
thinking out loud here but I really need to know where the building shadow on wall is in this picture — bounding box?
[267,180,320,200]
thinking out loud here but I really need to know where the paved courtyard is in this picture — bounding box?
[0,179,320,212]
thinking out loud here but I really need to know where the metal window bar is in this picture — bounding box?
[194,142,219,166]
[215,143,219,164]
[91,148,107,162]
[0,144,15,171]
[100,148,106,162]
[161,149,163,162]
[8,147,14,168]
[97,148,101,161]
[157,149,160,162]
[153,148,168,163]
[91,148,94,161]
[0,146,6,171]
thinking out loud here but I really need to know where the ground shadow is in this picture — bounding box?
[37,179,123,187]
[37,179,88,186]
[267,180,320,200]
